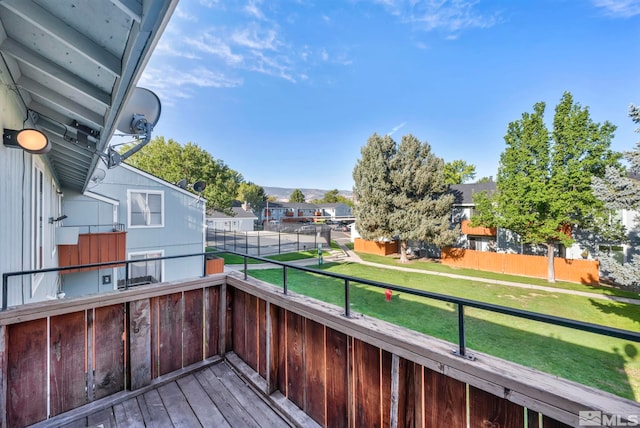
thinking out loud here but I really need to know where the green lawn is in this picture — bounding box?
[357,252,640,300]
[208,248,324,265]
[247,261,640,401]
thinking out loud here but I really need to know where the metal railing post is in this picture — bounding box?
[344,279,350,317]
[258,234,261,256]
[245,232,248,254]
[2,273,8,310]
[124,262,129,290]
[203,254,208,278]
[297,233,300,251]
[278,232,281,254]
[234,231,237,251]
[244,255,248,280]
[453,304,474,360]
[283,266,288,295]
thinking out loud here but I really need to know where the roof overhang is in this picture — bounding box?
[0,0,178,191]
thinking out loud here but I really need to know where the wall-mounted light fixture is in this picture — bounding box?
[48,215,67,224]
[3,128,51,154]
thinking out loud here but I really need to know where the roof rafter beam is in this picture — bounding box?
[18,77,104,128]
[112,0,142,23]
[0,0,121,77]
[1,39,111,108]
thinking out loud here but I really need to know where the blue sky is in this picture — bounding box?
[139,0,640,191]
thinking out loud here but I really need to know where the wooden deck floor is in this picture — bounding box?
[37,361,293,428]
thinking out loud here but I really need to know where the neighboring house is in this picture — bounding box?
[59,164,206,297]
[449,182,640,262]
[315,203,352,220]
[207,202,258,232]
[450,182,498,252]
[262,202,319,223]
[0,0,177,307]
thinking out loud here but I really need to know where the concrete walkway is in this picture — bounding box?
[225,243,640,306]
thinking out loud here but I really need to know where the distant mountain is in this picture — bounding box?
[262,186,353,202]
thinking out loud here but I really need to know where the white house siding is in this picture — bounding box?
[0,69,61,307]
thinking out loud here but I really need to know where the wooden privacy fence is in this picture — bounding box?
[441,247,600,284]
[354,238,399,256]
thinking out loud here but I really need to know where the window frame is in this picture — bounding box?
[128,250,164,284]
[127,189,164,228]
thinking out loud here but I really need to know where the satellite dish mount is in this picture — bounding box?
[105,88,161,168]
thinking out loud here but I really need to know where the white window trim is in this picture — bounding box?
[128,250,164,283]
[127,189,164,228]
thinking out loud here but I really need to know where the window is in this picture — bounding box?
[129,251,163,285]
[128,190,164,227]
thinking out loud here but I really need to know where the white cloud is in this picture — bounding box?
[387,121,407,136]
[592,0,640,17]
[371,0,502,36]
[321,49,329,61]
[140,66,243,105]
[174,7,198,22]
[244,0,266,19]
[231,26,280,50]
[185,32,244,65]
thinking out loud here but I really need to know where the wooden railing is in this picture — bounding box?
[0,276,229,427]
[461,219,497,236]
[1,266,638,427]
[58,231,126,273]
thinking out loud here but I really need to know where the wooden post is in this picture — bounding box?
[390,353,399,428]
[128,299,152,390]
[218,283,227,356]
[0,325,7,428]
[86,309,94,402]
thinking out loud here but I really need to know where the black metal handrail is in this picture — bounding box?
[3,249,639,361]
[1,250,223,310]
[223,250,640,359]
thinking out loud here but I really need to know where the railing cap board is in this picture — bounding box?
[226,271,640,426]
[0,274,226,326]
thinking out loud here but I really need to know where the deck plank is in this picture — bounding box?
[176,374,230,427]
[209,362,290,427]
[113,400,145,428]
[195,366,262,428]
[157,381,202,427]
[33,361,296,428]
[137,389,172,428]
[86,408,116,428]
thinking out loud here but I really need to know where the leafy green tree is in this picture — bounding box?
[444,160,476,184]
[353,133,458,263]
[476,176,494,183]
[591,105,640,286]
[237,182,266,213]
[312,189,354,207]
[472,92,620,282]
[289,189,306,203]
[322,189,340,203]
[120,136,243,213]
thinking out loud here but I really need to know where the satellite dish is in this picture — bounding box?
[106,87,162,168]
[90,168,106,183]
[192,181,206,193]
[176,178,187,189]
[116,88,161,136]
